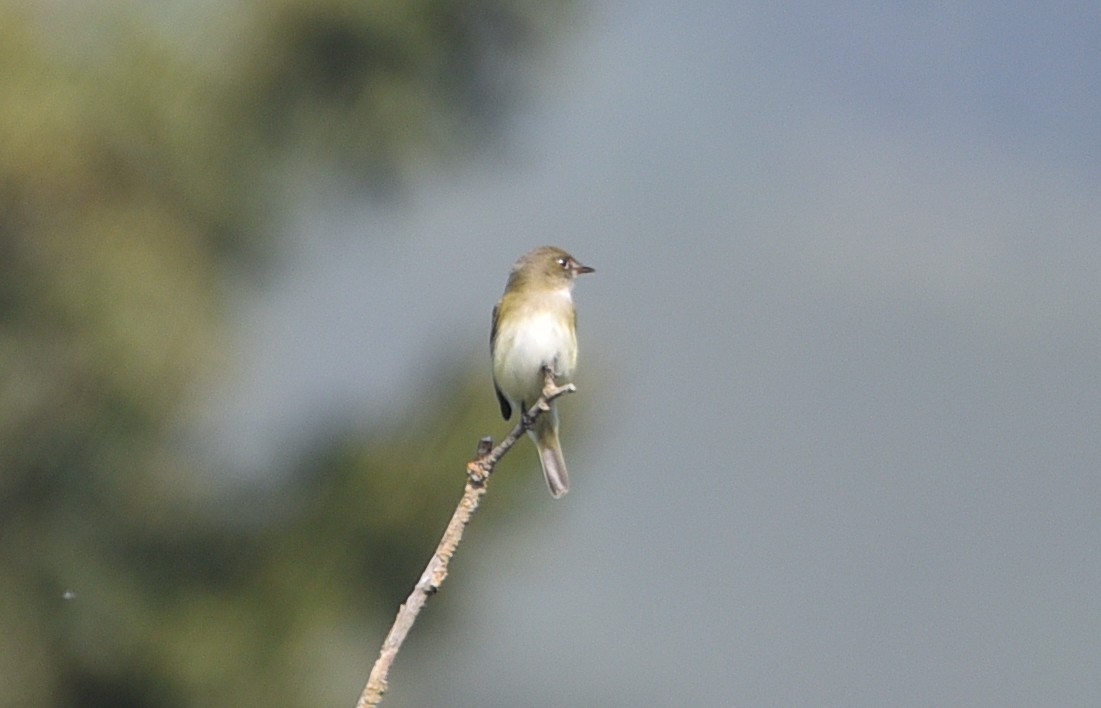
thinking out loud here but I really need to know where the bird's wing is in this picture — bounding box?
[490,302,512,419]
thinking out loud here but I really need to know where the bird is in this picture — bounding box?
[491,246,594,498]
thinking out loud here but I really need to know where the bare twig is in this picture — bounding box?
[356,369,575,707]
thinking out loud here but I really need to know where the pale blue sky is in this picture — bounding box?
[199,2,1101,705]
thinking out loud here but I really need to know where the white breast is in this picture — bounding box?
[493,291,578,405]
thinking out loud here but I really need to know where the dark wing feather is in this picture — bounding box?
[491,303,512,419]
[490,303,500,354]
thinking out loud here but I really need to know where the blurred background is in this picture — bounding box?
[3,0,1100,706]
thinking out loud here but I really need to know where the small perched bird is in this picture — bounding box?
[491,246,594,498]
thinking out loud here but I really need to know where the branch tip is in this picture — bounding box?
[476,437,493,456]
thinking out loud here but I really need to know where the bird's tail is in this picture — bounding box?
[531,407,569,498]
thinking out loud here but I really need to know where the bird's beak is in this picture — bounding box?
[573,261,595,275]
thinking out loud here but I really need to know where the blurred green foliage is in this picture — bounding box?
[0,1,570,705]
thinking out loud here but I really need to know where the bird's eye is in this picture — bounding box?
[557,257,569,269]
